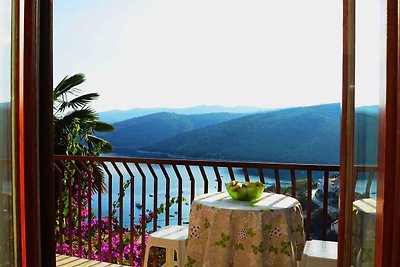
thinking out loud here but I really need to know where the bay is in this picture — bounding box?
[91,154,377,228]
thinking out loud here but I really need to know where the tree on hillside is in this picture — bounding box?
[53,73,114,156]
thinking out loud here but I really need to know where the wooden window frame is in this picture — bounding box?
[15,0,55,266]
[14,0,400,266]
[339,0,400,266]
[374,0,400,265]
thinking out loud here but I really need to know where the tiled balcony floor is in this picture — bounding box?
[56,254,129,267]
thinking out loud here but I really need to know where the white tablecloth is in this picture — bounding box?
[185,192,305,267]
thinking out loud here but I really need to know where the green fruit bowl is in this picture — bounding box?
[225,181,265,201]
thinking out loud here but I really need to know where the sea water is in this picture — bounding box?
[90,161,377,228]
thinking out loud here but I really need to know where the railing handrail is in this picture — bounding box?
[54,154,345,171]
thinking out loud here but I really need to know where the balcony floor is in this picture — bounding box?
[56,254,129,267]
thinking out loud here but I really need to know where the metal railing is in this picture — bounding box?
[54,155,377,265]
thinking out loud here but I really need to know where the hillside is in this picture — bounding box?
[0,103,10,159]
[98,105,272,124]
[139,103,379,164]
[100,112,247,151]
[355,105,379,115]
[142,104,342,164]
[354,112,379,165]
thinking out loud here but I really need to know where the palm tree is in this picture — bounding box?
[53,73,114,155]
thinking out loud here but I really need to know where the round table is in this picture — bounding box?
[352,198,376,267]
[185,192,305,267]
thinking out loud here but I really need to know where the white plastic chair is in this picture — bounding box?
[143,225,189,267]
[300,240,338,267]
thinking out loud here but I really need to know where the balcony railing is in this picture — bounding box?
[53,155,376,266]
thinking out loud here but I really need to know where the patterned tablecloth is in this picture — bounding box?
[352,198,376,267]
[185,192,305,267]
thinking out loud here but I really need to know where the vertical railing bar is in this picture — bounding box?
[70,161,83,258]
[353,168,359,198]
[228,167,235,181]
[199,166,209,194]
[111,161,124,264]
[54,163,64,247]
[290,169,296,197]
[147,164,159,232]
[306,170,312,241]
[147,163,159,267]
[134,163,147,265]
[322,170,329,240]
[365,171,374,198]
[160,164,171,226]
[185,165,196,203]
[274,168,281,194]
[77,161,94,260]
[172,165,183,225]
[213,166,222,192]
[59,160,73,256]
[257,168,265,184]
[122,162,135,266]
[99,162,113,263]
[87,165,93,260]
[90,162,102,261]
[243,167,250,182]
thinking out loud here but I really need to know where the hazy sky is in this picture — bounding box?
[51,0,380,112]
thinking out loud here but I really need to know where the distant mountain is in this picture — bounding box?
[0,102,10,109]
[100,112,248,151]
[354,111,379,165]
[102,103,379,165]
[142,103,342,164]
[140,103,379,164]
[98,105,274,124]
[356,105,379,115]
[0,102,10,159]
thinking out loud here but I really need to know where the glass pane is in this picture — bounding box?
[353,0,385,265]
[0,0,14,266]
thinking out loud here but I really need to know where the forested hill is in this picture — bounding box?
[99,105,271,124]
[0,103,10,159]
[354,112,379,165]
[103,103,378,165]
[100,112,248,149]
[140,104,379,164]
[142,103,343,164]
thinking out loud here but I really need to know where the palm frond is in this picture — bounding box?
[94,121,114,132]
[55,108,98,133]
[64,108,98,122]
[54,73,115,157]
[91,163,107,193]
[54,73,86,99]
[58,93,99,113]
[87,135,113,153]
